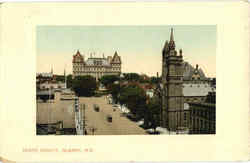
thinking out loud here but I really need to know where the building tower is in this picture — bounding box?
[161,40,168,127]
[162,28,185,131]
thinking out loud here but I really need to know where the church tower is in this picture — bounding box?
[162,28,185,131]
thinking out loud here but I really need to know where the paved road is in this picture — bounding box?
[79,96,147,135]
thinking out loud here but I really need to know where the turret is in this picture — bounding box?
[179,49,183,56]
[162,40,169,55]
[72,50,84,63]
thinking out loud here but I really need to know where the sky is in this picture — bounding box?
[37,25,216,77]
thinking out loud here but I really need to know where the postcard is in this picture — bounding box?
[0,1,249,162]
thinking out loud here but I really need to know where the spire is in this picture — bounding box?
[103,53,105,58]
[51,66,53,74]
[76,49,80,55]
[170,28,174,42]
[169,28,176,50]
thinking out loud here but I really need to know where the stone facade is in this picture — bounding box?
[161,28,186,131]
[72,50,121,81]
[161,29,216,133]
[188,101,216,134]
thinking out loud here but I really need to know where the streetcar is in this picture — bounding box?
[107,115,112,122]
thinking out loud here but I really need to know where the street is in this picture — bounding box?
[79,96,147,135]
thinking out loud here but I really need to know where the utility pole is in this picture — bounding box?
[80,104,87,135]
[48,86,51,134]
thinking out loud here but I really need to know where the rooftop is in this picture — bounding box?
[36,94,76,128]
[85,58,111,66]
[183,83,213,97]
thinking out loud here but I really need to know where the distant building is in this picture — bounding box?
[36,72,54,83]
[72,50,122,81]
[183,63,214,103]
[36,69,67,90]
[38,81,66,90]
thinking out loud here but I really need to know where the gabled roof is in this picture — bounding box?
[183,62,207,80]
[72,50,84,63]
[111,51,121,63]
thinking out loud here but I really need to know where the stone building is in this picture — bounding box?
[161,28,186,131]
[160,28,216,133]
[182,63,215,103]
[36,90,77,135]
[187,92,216,134]
[36,71,66,90]
[72,50,122,81]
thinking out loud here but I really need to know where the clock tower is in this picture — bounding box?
[162,28,186,131]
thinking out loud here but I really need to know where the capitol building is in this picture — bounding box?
[72,50,122,81]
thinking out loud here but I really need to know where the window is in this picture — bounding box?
[184,112,187,120]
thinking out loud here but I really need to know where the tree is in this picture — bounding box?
[150,76,161,84]
[145,97,161,131]
[72,75,97,97]
[119,84,147,119]
[108,83,121,104]
[123,73,140,82]
[55,75,65,82]
[99,75,119,87]
[66,74,74,88]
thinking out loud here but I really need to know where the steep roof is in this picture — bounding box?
[183,62,207,80]
[111,51,121,63]
[72,50,84,63]
[85,58,111,66]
